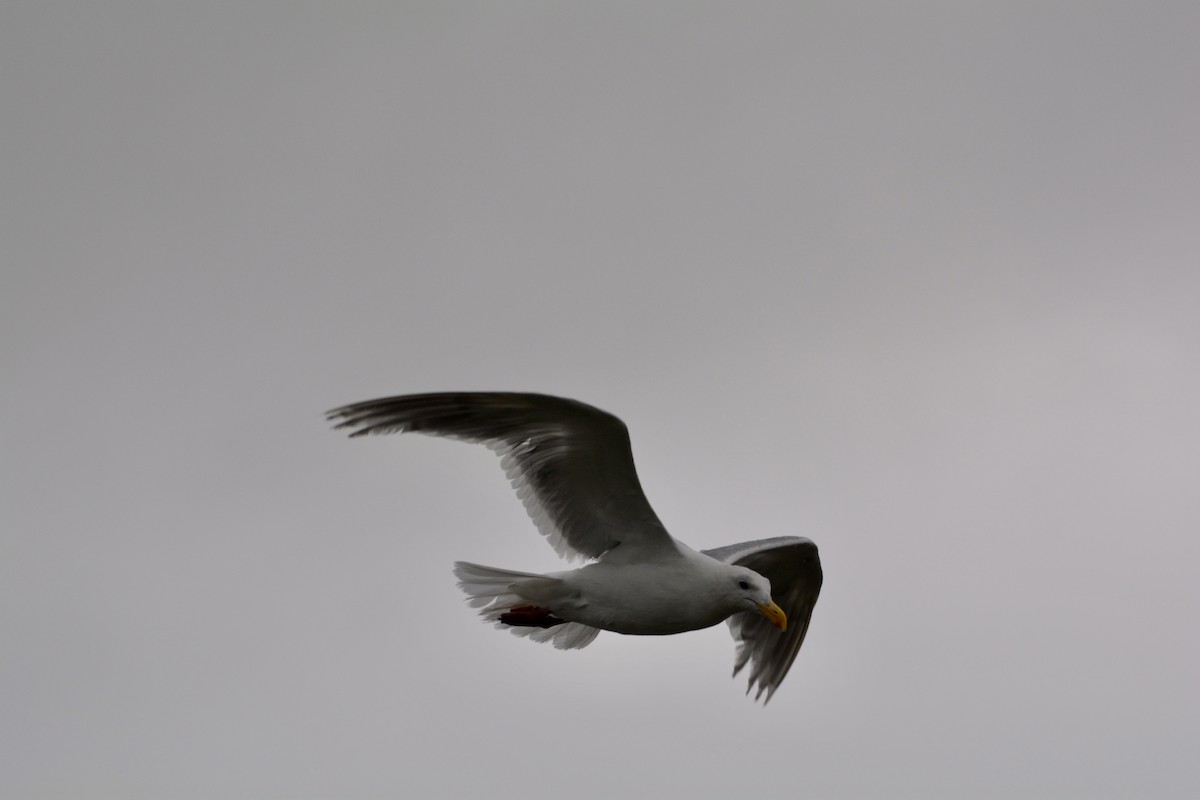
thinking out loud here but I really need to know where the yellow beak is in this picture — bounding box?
[757,601,788,631]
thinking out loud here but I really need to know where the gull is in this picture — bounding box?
[326,392,823,702]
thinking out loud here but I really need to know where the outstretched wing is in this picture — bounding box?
[327,392,674,562]
[702,536,822,703]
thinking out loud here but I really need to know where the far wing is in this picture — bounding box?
[327,392,674,562]
[703,536,822,703]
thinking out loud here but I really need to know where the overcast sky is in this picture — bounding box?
[3,3,1199,798]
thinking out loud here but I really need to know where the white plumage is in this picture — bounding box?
[327,392,822,702]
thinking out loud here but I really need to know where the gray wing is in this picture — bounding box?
[702,536,822,703]
[327,392,673,562]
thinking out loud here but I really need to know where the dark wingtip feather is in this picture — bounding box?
[325,400,405,437]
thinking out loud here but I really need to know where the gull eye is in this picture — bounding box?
[737,580,750,590]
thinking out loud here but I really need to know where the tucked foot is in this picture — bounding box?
[499,605,566,628]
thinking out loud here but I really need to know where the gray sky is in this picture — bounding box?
[3,2,1198,798]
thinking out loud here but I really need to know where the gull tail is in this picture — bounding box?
[452,561,601,650]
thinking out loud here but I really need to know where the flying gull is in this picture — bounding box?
[326,392,823,702]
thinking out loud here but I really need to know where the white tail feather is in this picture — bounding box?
[452,561,601,650]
